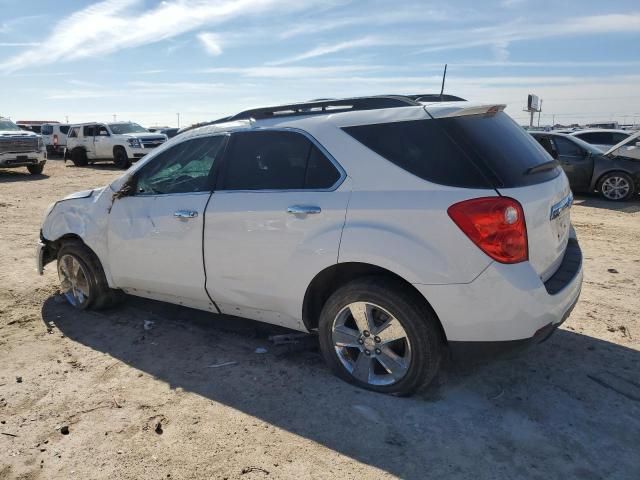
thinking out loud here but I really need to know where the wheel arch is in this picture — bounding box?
[302,261,448,343]
[594,169,638,192]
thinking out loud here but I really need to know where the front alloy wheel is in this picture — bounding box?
[332,302,411,386]
[599,172,635,201]
[57,253,92,308]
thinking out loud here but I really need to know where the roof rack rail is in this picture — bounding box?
[408,93,466,102]
[227,95,420,121]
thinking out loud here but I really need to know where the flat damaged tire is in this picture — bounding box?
[318,277,443,396]
[56,241,124,310]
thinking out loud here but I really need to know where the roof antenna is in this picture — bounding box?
[439,64,448,101]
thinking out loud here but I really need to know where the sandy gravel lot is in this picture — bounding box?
[1,159,639,480]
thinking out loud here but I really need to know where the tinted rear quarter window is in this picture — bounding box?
[342,112,559,188]
[59,126,70,135]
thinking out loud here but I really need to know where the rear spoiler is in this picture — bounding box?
[424,103,506,119]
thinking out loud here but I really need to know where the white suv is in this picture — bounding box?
[65,122,167,169]
[37,96,582,395]
[41,123,71,157]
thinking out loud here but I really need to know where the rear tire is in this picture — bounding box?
[318,277,443,396]
[597,171,635,201]
[56,241,124,310]
[27,163,45,175]
[71,148,88,167]
[113,147,131,169]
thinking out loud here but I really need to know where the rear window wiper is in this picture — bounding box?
[525,159,559,175]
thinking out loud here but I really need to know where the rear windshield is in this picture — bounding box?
[41,125,53,135]
[59,125,70,134]
[342,112,560,189]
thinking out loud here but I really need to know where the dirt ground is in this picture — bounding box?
[1,159,639,480]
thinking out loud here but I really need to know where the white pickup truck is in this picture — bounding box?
[65,122,167,169]
[0,117,46,175]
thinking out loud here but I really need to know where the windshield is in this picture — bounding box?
[0,119,21,131]
[108,123,147,134]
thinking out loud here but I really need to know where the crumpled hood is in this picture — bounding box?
[62,186,106,200]
[605,130,640,156]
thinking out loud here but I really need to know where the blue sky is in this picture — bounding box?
[1,0,639,127]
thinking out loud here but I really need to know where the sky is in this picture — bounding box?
[1,0,639,128]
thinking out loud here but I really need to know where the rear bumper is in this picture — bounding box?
[414,236,583,350]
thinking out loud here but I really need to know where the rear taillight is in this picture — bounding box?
[53,134,58,145]
[447,197,528,264]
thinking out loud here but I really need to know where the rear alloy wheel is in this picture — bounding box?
[598,172,635,201]
[319,277,442,396]
[113,147,131,169]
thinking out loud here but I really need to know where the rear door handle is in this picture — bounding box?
[287,205,321,215]
[174,210,198,219]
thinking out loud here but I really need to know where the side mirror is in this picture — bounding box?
[113,175,137,200]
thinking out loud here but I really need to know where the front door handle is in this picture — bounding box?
[174,210,198,219]
[287,205,321,215]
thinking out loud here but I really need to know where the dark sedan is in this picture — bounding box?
[530,131,640,201]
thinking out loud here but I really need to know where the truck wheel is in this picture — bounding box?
[71,148,88,167]
[113,147,131,169]
[57,241,124,310]
[597,171,635,201]
[27,163,45,175]
[318,277,443,396]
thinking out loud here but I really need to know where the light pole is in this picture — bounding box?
[176,113,180,128]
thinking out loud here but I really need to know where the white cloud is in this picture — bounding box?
[268,36,382,65]
[0,42,40,47]
[0,0,321,72]
[199,65,381,78]
[198,32,222,56]
[268,12,640,65]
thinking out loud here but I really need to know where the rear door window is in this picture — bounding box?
[342,112,559,188]
[83,125,96,137]
[553,137,584,156]
[576,132,613,145]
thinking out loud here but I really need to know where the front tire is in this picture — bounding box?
[597,171,635,201]
[27,163,45,175]
[56,241,124,310]
[318,277,443,396]
[113,147,131,169]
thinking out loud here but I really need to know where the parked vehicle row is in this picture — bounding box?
[37,95,583,395]
[64,122,168,169]
[531,130,640,201]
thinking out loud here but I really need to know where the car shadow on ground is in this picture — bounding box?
[41,295,640,479]
[0,170,49,183]
[574,193,640,213]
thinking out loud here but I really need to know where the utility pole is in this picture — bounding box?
[537,99,542,127]
[176,112,180,128]
[113,114,117,122]
[65,115,69,123]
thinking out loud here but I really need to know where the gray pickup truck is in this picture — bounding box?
[0,117,46,175]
